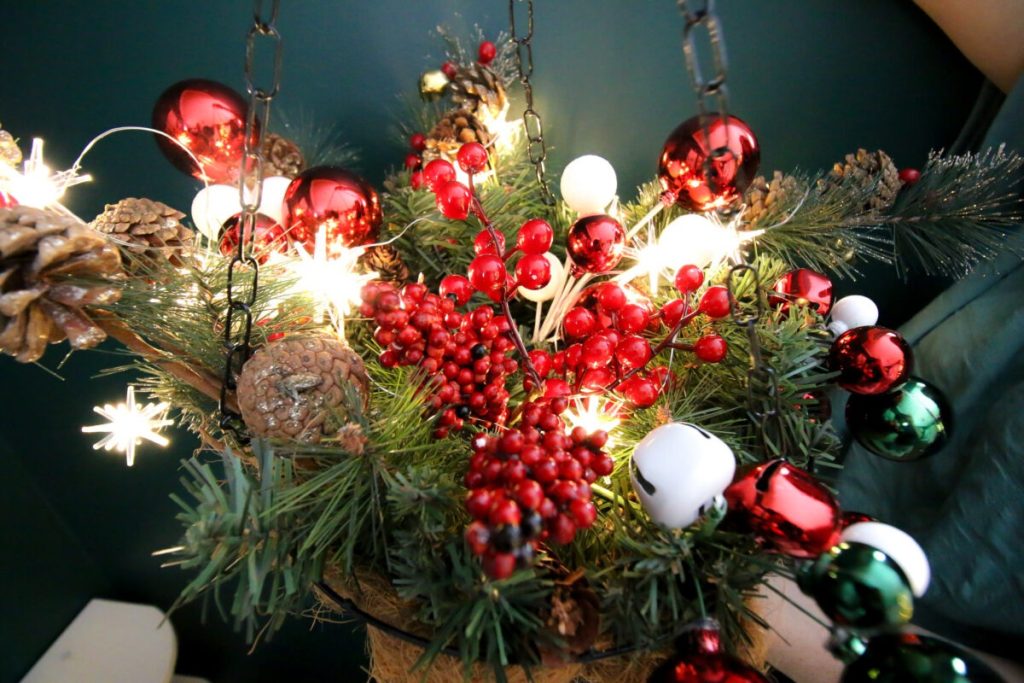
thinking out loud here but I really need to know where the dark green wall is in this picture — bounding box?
[0,2,980,681]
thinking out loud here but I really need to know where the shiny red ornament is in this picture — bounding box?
[436,180,473,220]
[699,286,731,319]
[829,326,912,395]
[422,159,457,191]
[457,142,489,174]
[771,268,833,315]
[516,218,554,255]
[468,254,507,293]
[839,510,875,529]
[218,213,287,264]
[693,334,727,363]
[657,114,760,212]
[515,253,552,290]
[649,621,769,683]
[567,214,625,274]
[898,168,921,185]
[281,166,382,251]
[478,40,498,64]
[674,264,704,294]
[409,132,426,152]
[152,79,252,183]
[724,459,841,558]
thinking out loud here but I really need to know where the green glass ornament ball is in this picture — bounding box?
[798,542,914,629]
[846,377,951,461]
[842,632,1005,683]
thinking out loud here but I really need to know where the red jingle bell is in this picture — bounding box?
[567,214,626,274]
[658,114,760,212]
[648,620,769,683]
[723,459,841,558]
[829,326,912,395]
[152,79,251,184]
[770,268,833,316]
[281,166,382,251]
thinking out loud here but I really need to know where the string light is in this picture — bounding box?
[563,396,623,444]
[81,386,174,467]
[0,137,92,209]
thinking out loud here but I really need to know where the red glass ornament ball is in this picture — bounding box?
[440,274,474,305]
[516,218,554,255]
[658,113,761,212]
[699,286,731,319]
[436,180,473,220]
[563,306,597,340]
[724,459,841,558]
[468,254,507,293]
[282,166,382,250]
[152,78,251,183]
[474,229,506,256]
[441,61,458,79]
[478,40,497,64]
[567,214,626,274]
[404,153,421,170]
[898,168,921,185]
[651,622,769,683]
[771,268,833,315]
[423,159,457,191]
[829,326,912,395]
[674,264,705,294]
[457,142,489,174]
[410,132,426,152]
[219,213,287,264]
[694,334,728,363]
[515,253,552,290]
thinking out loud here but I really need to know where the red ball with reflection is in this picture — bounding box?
[282,166,382,253]
[829,326,912,395]
[218,213,287,264]
[658,114,760,212]
[771,268,834,316]
[724,459,841,558]
[566,214,625,274]
[152,79,251,184]
[650,622,769,683]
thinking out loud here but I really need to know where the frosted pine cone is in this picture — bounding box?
[0,207,122,362]
[91,197,193,267]
[236,335,370,443]
[818,148,903,211]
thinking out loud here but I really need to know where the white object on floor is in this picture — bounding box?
[21,598,177,683]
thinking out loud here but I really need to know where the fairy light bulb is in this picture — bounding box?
[81,386,174,467]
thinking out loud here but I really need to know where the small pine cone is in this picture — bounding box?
[91,198,193,267]
[236,335,370,444]
[0,207,122,362]
[0,123,21,167]
[360,243,410,284]
[743,171,802,225]
[262,133,305,178]
[423,109,492,164]
[540,581,601,661]
[449,63,508,121]
[818,148,903,211]
[335,422,368,455]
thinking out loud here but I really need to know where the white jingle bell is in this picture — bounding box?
[828,294,879,336]
[841,521,931,597]
[518,252,564,303]
[560,155,617,216]
[630,422,736,529]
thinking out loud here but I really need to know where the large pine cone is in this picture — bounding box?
[236,335,370,444]
[424,109,492,164]
[818,148,902,211]
[262,133,305,178]
[91,198,193,267]
[449,63,507,121]
[359,243,409,284]
[0,207,122,362]
[743,171,803,225]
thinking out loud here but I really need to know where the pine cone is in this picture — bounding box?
[818,148,903,211]
[744,171,802,225]
[540,579,601,660]
[0,207,122,362]
[91,198,193,267]
[449,63,508,121]
[360,243,410,284]
[262,133,305,178]
[424,109,492,164]
[0,123,21,167]
[236,335,370,443]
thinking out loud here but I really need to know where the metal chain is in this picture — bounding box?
[677,1,782,452]
[219,0,283,435]
[509,0,555,205]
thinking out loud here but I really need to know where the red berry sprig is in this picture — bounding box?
[464,397,611,579]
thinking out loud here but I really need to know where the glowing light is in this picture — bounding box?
[0,138,92,209]
[563,396,623,443]
[288,226,378,337]
[81,386,174,467]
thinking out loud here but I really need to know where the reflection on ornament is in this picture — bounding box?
[282,166,382,252]
[829,326,912,395]
[0,138,92,209]
[845,377,950,461]
[841,521,930,597]
[567,214,625,274]
[841,632,1005,683]
[81,386,174,467]
[649,620,769,683]
[560,155,617,215]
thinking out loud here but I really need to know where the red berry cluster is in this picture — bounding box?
[531,266,730,408]
[467,216,554,303]
[464,397,612,579]
[360,280,519,438]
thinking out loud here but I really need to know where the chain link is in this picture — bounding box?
[509,0,555,205]
[220,0,283,435]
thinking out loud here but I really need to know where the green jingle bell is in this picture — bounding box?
[845,377,951,461]
[842,632,1004,682]
[798,542,914,629]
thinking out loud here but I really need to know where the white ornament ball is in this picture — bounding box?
[828,294,879,336]
[191,184,240,241]
[630,422,736,529]
[841,521,930,597]
[518,252,564,302]
[657,214,732,269]
[257,176,292,225]
[560,155,617,216]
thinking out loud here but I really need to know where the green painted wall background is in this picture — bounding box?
[0,2,981,681]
